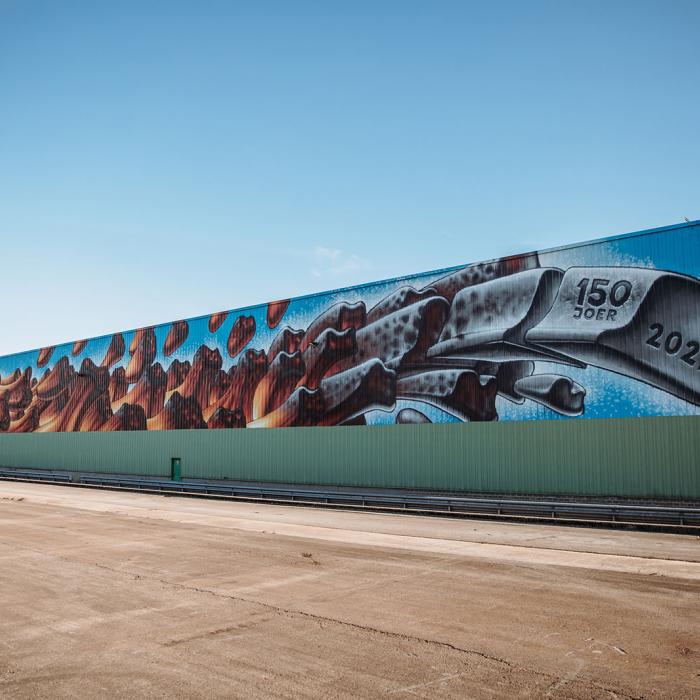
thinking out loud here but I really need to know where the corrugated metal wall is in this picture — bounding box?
[1,220,700,500]
[0,415,698,498]
[2,220,700,437]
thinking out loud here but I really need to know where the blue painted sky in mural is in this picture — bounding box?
[1,1,699,355]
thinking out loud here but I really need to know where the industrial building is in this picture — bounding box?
[1,220,699,499]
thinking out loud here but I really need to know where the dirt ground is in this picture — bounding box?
[0,482,698,699]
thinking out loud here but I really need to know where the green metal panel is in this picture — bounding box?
[0,415,698,499]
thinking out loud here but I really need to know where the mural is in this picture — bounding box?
[1,222,699,432]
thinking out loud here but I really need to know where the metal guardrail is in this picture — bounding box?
[0,467,698,530]
[0,468,73,483]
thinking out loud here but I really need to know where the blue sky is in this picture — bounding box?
[1,0,698,356]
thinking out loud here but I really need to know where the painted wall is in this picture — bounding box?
[1,221,700,435]
[0,417,698,499]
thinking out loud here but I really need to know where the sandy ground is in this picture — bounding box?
[0,482,698,699]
